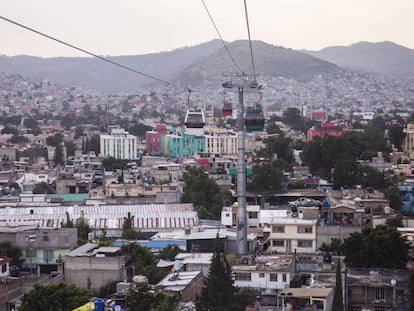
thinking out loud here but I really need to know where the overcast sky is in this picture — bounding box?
[1,0,413,58]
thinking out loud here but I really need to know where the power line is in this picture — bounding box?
[243,0,257,81]
[201,0,245,75]
[0,15,184,90]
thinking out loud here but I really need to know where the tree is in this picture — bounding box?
[54,143,64,165]
[342,224,410,269]
[181,167,232,219]
[257,134,292,164]
[0,241,23,267]
[248,159,287,192]
[76,217,91,246]
[8,135,29,144]
[126,284,177,311]
[384,186,402,211]
[196,237,248,311]
[89,134,101,156]
[120,243,166,284]
[46,133,64,147]
[102,157,129,171]
[121,212,136,240]
[32,182,48,194]
[19,283,92,311]
[158,244,182,261]
[1,125,18,135]
[332,260,344,311]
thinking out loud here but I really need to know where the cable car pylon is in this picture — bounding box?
[223,76,261,257]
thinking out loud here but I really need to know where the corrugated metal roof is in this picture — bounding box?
[0,203,197,230]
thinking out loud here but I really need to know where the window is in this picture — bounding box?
[43,250,54,263]
[248,212,258,219]
[43,233,49,242]
[282,274,287,282]
[272,225,284,233]
[259,273,265,278]
[270,273,278,282]
[375,287,385,300]
[297,240,313,248]
[234,273,251,281]
[26,249,37,258]
[297,226,313,233]
[272,240,284,247]
[1,264,6,273]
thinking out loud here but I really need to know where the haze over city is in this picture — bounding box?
[1,0,414,57]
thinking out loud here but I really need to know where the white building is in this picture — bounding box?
[266,217,317,254]
[205,131,237,155]
[232,255,294,296]
[100,127,137,160]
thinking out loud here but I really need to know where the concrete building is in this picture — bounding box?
[232,255,294,305]
[403,123,414,152]
[156,270,203,302]
[161,134,205,158]
[0,226,77,274]
[266,218,317,254]
[64,244,126,292]
[100,127,137,160]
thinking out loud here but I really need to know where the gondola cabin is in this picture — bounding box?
[222,102,233,117]
[184,108,206,136]
[245,104,265,132]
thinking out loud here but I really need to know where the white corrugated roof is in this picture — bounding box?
[0,203,197,230]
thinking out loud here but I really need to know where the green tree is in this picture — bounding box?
[0,241,23,267]
[332,260,344,311]
[120,243,166,284]
[196,237,244,311]
[102,157,129,171]
[158,245,182,261]
[89,134,101,156]
[76,217,91,246]
[46,133,64,147]
[384,186,402,211]
[1,125,18,135]
[121,212,136,240]
[181,167,232,219]
[248,159,287,192]
[19,283,92,311]
[54,144,64,165]
[342,224,410,269]
[126,284,177,311]
[32,182,48,194]
[8,135,29,144]
[257,134,292,164]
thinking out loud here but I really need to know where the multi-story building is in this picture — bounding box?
[100,127,137,160]
[64,244,125,292]
[266,218,317,254]
[232,255,294,305]
[161,134,205,158]
[403,123,414,153]
[0,226,77,274]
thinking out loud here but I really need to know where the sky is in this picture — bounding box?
[0,0,413,58]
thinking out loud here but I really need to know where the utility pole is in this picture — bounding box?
[223,77,259,257]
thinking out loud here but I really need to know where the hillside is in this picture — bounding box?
[0,40,341,93]
[305,41,414,75]
[0,40,224,93]
[174,40,341,88]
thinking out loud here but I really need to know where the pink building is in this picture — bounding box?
[307,122,346,141]
[146,124,168,155]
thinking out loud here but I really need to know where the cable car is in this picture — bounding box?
[184,108,206,136]
[245,103,265,132]
[222,102,233,117]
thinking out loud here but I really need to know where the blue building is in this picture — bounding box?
[399,185,414,213]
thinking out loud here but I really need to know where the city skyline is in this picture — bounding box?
[0,0,413,58]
